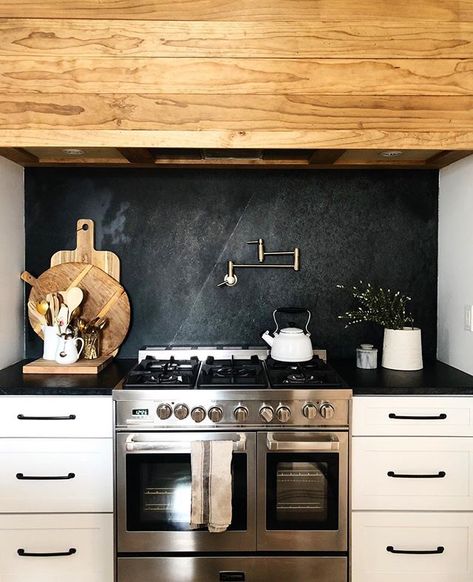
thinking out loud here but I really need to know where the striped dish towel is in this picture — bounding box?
[190,440,233,533]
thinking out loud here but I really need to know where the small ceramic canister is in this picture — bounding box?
[356,344,378,369]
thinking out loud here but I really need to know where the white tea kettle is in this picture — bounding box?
[262,308,313,362]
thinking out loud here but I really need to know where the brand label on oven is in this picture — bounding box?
[132,408,149,416]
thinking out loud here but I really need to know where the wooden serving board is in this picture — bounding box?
[23,356,113,375]
[50,219,120,281]
[23,263,130,357]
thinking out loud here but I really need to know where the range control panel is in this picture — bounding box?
[117,397,349,429]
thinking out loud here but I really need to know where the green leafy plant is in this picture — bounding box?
[337,281,414,330]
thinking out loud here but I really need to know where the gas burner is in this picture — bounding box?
[266,356,343,388]
[198,355,268,388]
[285,373,315,384]
[124,355,200,389]
[216,366,253,378]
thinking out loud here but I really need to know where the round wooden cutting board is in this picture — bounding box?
[26,263,131,357]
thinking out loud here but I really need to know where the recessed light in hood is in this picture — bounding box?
[379,150,403,158]
[62,148,85,156]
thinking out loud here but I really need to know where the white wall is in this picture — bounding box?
[438,155,473,374]
[0,157,24,368]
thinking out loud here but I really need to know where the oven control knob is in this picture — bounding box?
[276,405,291,423]
[208,406,223,423]
[303,403,318,420]
[191,406,206,423]
[157,403,172,420]
[320,403,335,420]
[174,404,189,420]
[259,406,274,423]
[233,406,249,423]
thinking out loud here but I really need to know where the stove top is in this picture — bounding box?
[123,347,343,390]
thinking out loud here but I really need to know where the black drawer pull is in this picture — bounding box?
[389,413,447,420]
[16,472,75,480]
[18,548,76,557]
[17,414,76,421]
[387,545,444,555]
[387,471,446,479]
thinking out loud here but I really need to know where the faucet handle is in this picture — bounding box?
[217,274,238,288]
[247,238,265,262]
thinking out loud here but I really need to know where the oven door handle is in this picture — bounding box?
[125,434,247,453]
[266,432,340,452]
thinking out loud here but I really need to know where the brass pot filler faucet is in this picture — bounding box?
[217,239,300,287]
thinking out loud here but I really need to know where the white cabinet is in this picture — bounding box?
[352,396,473,437]
[352,395,473,582]
[0,396,113,582]
[0,396,112,438]
[0,513,113,582]
[352,436,473,511]
[0,438,112,513]
[352,512,473,582]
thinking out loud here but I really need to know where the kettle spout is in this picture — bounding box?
[261,330,274,347]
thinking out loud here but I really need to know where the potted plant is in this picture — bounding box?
[337,281,423,371]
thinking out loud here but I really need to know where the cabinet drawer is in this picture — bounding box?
[0,513,112,582]
[352,512,473,582]
[352,437,473,510]
[0,396,112,438]
[0,438,112,513]
[352,397,473,436]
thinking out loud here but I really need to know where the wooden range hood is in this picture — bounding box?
[0,1,472,169]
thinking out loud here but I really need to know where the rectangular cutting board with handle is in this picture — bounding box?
[50,219,120,281]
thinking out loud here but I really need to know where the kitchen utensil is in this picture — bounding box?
[55,333,84,365]
[261,308,313,362]
[62,286,84,319]
[21,263,130,356]
[56,303,70,334]
[51,218,120,281]
[36,300,51,325]
[28,301,47,327]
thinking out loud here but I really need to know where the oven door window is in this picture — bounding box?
[126,453,247,531]
[266,453,339,531]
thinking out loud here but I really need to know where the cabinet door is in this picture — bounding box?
[0,396,112,438]
[0,438,112,513]
[352,512,473,582]
[0,513,112,582]
[352,397,473,437]
[352,437,473,511]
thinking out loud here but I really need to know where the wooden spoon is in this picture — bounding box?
[62,287,84,322]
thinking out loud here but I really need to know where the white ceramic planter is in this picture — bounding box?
[382,327,423,371]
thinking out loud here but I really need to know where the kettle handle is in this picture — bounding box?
[272,308,311,335]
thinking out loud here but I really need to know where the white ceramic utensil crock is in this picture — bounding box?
[55,334,84,365]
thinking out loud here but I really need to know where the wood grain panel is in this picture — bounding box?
[2,94,473,131]
[0,1,471,21]
[2,129,473,150]
[1,58,473,95]
[2,19,473,58]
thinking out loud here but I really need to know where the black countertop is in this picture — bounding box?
[0,359,135,395]
[0,358,472,396]
[332,359,473,395]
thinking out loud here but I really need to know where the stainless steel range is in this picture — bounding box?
[114,346,351,582]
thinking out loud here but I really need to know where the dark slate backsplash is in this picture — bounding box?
[25,168,438,359]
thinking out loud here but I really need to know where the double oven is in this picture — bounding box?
[115,391,349,582]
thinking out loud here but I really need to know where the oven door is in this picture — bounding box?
[257,431,348,552]
[116,431,256,553]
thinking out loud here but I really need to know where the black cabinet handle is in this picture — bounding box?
[17,548,76,557]
[16,472,75,480]
[387,545,444,555]
[17,414,76,421]
[389,413,447,420]
[387,471,446,479]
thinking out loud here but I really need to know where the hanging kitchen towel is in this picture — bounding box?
[190,440,233,533]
